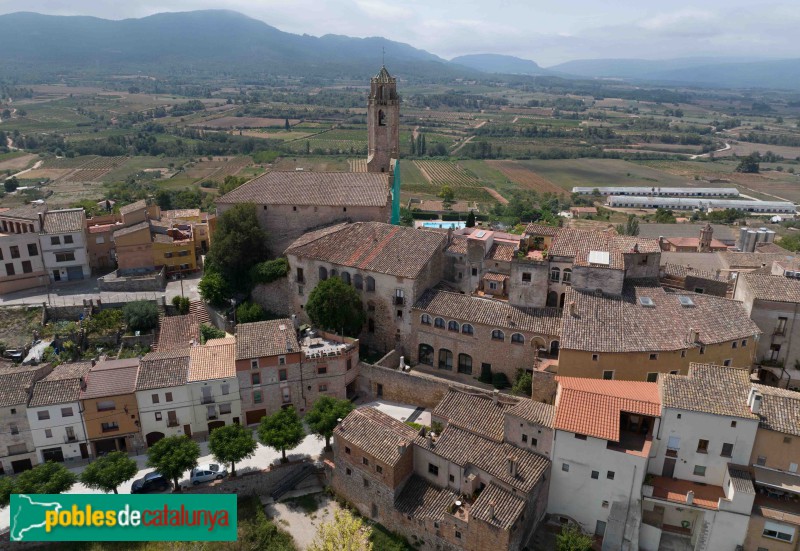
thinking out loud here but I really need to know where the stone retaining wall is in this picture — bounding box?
[98,267,166,292]
[180,460,309,495]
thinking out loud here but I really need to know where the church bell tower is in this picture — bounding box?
[367,66,400,173]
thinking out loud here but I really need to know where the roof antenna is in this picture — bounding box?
[382,46,385,67]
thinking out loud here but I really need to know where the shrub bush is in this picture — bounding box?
[123,301,159,333]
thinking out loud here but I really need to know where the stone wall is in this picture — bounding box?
[251,277,292,316]
[180,460,310,495]
[98,267,166,292]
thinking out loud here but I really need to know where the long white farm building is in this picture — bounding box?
[607,195,796,214]
[573,186,739,197]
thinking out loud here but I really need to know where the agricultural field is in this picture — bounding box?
[0,152,38,172]
[487,160,567,196]
[196,116,299,129]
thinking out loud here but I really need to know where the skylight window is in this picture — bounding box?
[678,296,695,307]
[639,297,655,307]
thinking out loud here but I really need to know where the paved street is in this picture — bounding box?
[0,272,202,307]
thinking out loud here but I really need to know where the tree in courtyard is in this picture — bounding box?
[258,406,305,463]
[200,323,226,344]
[80,451,138,494]
[208,424,257,477]
[204,203,269,292]
[438,185,455,209]
[4,462,77,506]
[305,277,365,338]
[309,509,373,551]
[556,522,593,551]
[306,396,354,451]
[123,300,159,332]
[146,435,200,492]
[511,369,532,397]
[466,210,476,228]
[171,295,190,315]
[198,271,230,307]
[236,301,267,324]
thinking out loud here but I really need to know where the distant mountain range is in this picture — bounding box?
[0,10,798,90]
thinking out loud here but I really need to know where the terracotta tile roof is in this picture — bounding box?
[571,207,598,214]
[432,389,518,441]
[335,407,417,466]
[81,358,140,399]
[664,237,727,249]
[482,272,508,282]
[445,235,468,255]
[561,282,760,352]
[752,384,800,437]
[187,338,236,382]
[574,248,624,270]
[414,289,562,336]
[394,475,458,522]
[471,482,526,530]
[728,465,755,495]
[549,228,660,258]
[218,171,390,207]
[161,209,200,219]
[554,377,660,442]
[720,251,796,270]
[662,263,728,283]
[136,352,189,391]
[523,223,560,237]
[638,223,736,242]
[611,235,662,254]
[235,319,300,360]
[286,222,446,279]
[414,425,549,493]
[119,199,147,216]
[650,476,724,510]
[157,314,201,350]
[41,208,85,234]
[0,204,45,221]
[0,364,49,407]
[755,242,791,254]
[113,220,150,238]
[742,273,800,303]
[487,243,516,261]
[659,251,727,273]
[659,363,757,419]
[506,399,555,428]
[28,362,92,407]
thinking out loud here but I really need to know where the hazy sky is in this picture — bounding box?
[0,0,797,65]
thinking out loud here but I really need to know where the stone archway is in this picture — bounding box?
[145,431,165,447]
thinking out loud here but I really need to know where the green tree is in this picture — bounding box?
[438,185,455,208]
[0,475,13,507]
[306,396,354,451]
[84,308,124,336]
[4,176,18,193]
[198,270,230,307]
[409,135,416,156]
[249,258,289,284]
[208,424,257,477]
[616,214,640,236]
[653,208,676,223]
[466,210,476,228]
[511,369,532,396]
[399,207,414,227]
[172,295,190,315]
[123,300,159,332]
[779,234,800,252]
[200,323,226,343]
[146,435,200,492]
[735,153,760,173]
[309,509,373,551]
[284,118,290,131]
[236,301,267,324]
[305,277,365,338]
[13,462,77,500]
[204,203,270,292]
[258,406,305,463]
[80,451,138,494]
[556,523,593,551]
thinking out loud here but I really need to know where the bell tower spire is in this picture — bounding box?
[367,64,399,174]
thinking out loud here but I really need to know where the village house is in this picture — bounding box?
[411,289,562,384]
[658,223,729,253]
[186,337,242,438]
[548,377,660,549]
[0,363,53,474]
[659,263,732,297]
[135,349,195,446]
[442,227,521,297]
[26,362,92,464]
[39,208,90,283]
[285,221,446,355]
[0,205,48,294]
[557,282,760,381]
[235,319,359,425]
[79,357,144,457]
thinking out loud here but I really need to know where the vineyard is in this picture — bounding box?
[413,160,481,187]
[487,160,567,195]
[41,156,100,169]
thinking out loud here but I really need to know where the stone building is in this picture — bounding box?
[367,66,400,174]
[285,222,446,355]
[558,282,760,381]
[0,363,53,474]
[659,263,732,297]
[26,362,92,464]
[234,319,359,425]
[0,205,48,294]
[39,208,90,283]
[332,388,552,551]
[734,271,800,389]
[411,289,562,384]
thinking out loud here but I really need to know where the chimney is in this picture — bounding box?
[37,212,44,231]
[399,355,405,370]
[633,243,639,253]
[427,432,435,448]
[488,501,496,519]
[493,389,499,405]
[90,360,96,367]
[569,301,577,317]
[397,443,406,456]
[686,490,694,505]
[507,456,517,477]
[446,226,453,245]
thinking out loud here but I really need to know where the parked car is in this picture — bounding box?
[190,463,228,485]
[131,472,171,494]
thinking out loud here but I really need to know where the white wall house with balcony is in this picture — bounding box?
[38,209,91,283]
[187,338,242,438]
[26,400,89,464]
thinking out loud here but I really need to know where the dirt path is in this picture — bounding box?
[451,135,475,154]
[9,159,43,179]
[483,186,509,204]
[690,142,731,160]
[474,120,488,129]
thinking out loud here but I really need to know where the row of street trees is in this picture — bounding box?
[1,396,354,506]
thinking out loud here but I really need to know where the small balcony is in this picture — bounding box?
[101,425,120,433]
[64,435,78,443]
[167,421,180,428]
[206,414,218,421]
[201,396,215,405]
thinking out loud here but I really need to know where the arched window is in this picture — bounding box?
[330,268,337,278]
[319,266,328,281]
[354,274,363,290]
[438,349,453,371]
[458,354,473,375]
[461,324,474,335]
[563,269,572,284]
[511,333,525,344]
[418,344,434,366]
[378,109,386,126]
[341,272,351,285]
[421,314,432,325]
[550,267,560,282]
[491,329,505,341]
[550,340,560,355]
[434,317,445,329]
[365,276,375,292]
[448,320,460,332]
